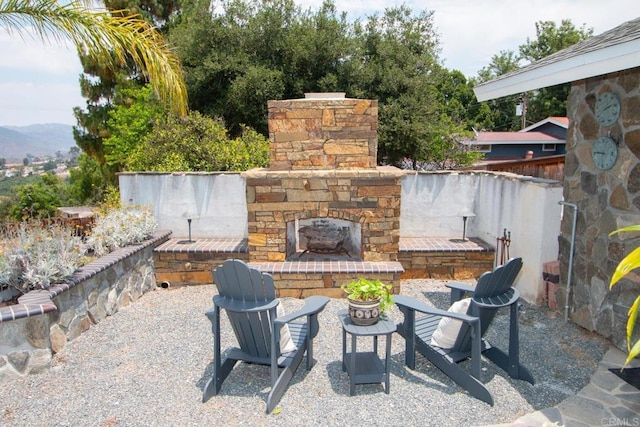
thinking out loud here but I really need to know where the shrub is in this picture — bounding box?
[126,111,269,172]
[0,206,158,294]
[0,223,85,292]
[85,206,158,257]
[9,173,69,221]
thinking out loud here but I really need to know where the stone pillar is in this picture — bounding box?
[561,67,640,351]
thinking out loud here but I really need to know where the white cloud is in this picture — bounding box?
[0,32,81,75]
[0,0,639,126]
[0,81,84,126]
[427,0,640,76]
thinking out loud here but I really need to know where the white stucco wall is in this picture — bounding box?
[118,172,247,239]
[475,174,563,302]
[401,172,478,238]
[401,171,563,302]
[119,171,563,303]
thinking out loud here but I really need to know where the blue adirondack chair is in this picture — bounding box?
[202,259,329,413]
[395,257,534,405]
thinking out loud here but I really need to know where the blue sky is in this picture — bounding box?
[0,0,638,126]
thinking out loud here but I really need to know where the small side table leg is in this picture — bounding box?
[373,335,378,354]
[385,333,392,394]
[342,327,347,372]
[350,333,357,396]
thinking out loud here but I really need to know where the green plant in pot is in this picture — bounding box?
[341,278,394,326]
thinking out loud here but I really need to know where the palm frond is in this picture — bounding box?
[0,0,187,115]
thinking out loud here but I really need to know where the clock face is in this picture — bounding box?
[595,92,621,127]
[592,136,618,170]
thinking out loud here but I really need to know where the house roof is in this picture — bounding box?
[465,131,563,146]
[519,116,569,133]
[474,17,640,101]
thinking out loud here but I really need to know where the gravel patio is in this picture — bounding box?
[0,279,610,426]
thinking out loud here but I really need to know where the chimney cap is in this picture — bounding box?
[304,92,346,99]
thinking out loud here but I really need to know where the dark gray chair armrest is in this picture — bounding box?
[446,281,476,304]
[394,295,477,323]
[274,296,330,325]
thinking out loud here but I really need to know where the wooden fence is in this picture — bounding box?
[470,155,564,181]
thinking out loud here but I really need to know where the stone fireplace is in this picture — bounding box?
[242,93,404,297]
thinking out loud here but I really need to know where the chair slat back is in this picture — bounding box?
[213,259,277,358]
[454,257,523,352]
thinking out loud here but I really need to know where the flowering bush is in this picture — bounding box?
[85,206,158,257]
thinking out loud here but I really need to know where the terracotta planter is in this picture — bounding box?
[348,297,381,326]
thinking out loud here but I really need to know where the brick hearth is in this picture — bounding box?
[153,237,495,293]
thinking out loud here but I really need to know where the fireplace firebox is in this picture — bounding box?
[287,218,362,261]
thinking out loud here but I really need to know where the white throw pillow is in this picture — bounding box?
[277,302,297,354]
[430,298,472,349]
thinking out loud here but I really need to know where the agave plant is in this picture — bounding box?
[609,225,640,368]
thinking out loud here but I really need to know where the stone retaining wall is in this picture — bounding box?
[0,231,170,384]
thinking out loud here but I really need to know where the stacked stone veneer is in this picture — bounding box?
[0,231,169,383]
[243,167,404,263]
[560,67,640,351]
[268,97,377,170]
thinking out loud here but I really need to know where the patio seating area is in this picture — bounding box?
[3,278,637,426]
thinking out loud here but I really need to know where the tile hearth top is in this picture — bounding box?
[399,237,493,252]
[154,238,248,253]
[154,237,492,255]
[248,261,404,274]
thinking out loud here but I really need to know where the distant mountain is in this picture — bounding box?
[0,124,76,161]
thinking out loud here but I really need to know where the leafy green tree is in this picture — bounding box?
[518,20,593,125]
[68,146,80,167]
[9,173,68,220]
[68,154,107,204]
[69,0,185,186]
[103,85,165,170]
[170,0,481,169]
[171,0,351,135]
[345,6,478,169]
[42,161,57,172]
[126,111,269,171]
[474,50,522,130]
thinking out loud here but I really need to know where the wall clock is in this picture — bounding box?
[592,136,618,170]
[595,91,621,127]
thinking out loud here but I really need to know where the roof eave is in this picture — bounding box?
[474,39,640,102]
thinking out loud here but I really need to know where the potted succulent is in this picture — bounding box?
[341,278,394,326]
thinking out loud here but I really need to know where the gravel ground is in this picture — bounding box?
[0,279,610,427]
